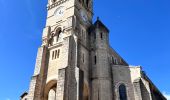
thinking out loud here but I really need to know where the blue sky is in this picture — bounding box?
[0,0,170,100]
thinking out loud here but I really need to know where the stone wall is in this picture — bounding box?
[112,65,136,100]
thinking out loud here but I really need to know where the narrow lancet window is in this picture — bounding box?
[94,56,97,65]
[57,49,60,58]
[101,32,103,39]
[55,50,57,59]
[119,84,127,100]
[86,0,89,7]
[52,51,55,60]
[57,30,62,42]
[83,53,85,63]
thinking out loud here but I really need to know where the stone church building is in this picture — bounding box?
[21,0,166,100]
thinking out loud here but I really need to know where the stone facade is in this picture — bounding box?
[21,0,166,100]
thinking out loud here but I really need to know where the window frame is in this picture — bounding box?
[118,84,128,100]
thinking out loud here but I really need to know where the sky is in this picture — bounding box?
[0,0,169,100]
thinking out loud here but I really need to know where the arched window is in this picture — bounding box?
[50,28,62,45]
[44,80,57,100]
[119,84,127,100]
[82,0,88,6]
[48,88,56,100]
[56,30,62,42]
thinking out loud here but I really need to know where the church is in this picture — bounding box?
[21,0,166,100]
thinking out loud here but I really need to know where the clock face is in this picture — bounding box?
[54,6,65,19]
[80,10,88,23]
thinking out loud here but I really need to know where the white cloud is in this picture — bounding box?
[163,92,170,100]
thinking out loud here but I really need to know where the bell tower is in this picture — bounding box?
[21,1,167,100]
[27,0,93,100]
[42,0,93,46]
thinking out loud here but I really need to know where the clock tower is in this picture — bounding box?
[27,0,94,100]
[21,1,167,100]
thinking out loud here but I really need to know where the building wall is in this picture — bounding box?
[112,65,136,100]
[140,78,152,100]
[23,0,167,100]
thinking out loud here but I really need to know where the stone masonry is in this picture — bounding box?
[21,0,166,100]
